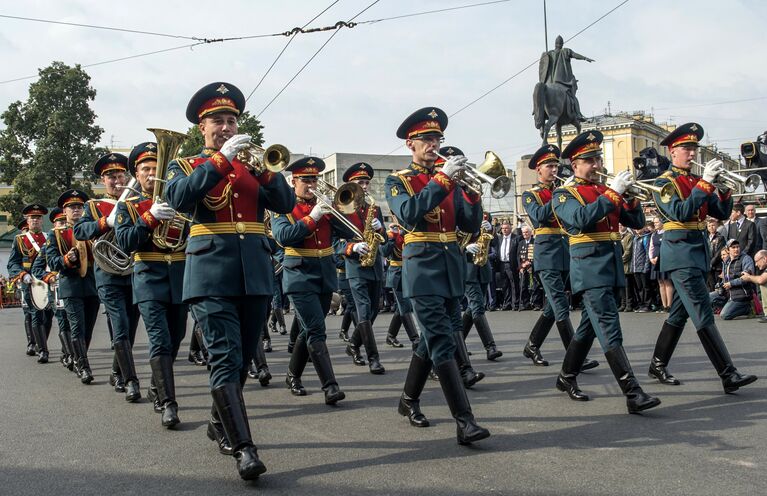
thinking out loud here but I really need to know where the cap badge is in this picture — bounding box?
[307,158,316,165]
[548,146,554,151]
[146,143,156,150]
[108,154,117,160]
[427,109,438,119]
[216,84,229,95]
[586,133,596,141]
[690,124,698,131]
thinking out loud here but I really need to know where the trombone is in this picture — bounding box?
[595,171,675,203]
[434,151,512,199]
[309,179,365,240]
[690,160,761,192]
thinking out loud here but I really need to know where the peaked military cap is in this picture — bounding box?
[660,122,704,148]
[529,144,561,169]
[49,207,65,223]
[396,107,448,139]
[22,203,48,217]
[434,145,465,165]
[343,162,374,182]
[186,82,246,124]
[57,189,89,209]
[128,142,158,175]
[562,130,604,161]
[286,157,325,177]
[93,152,128,176]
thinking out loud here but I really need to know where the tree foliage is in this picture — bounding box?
[178,111,265,157]
[0,62,104,224]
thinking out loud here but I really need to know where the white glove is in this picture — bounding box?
[481,220,492,232]
[106,207,117,228]
[466,243,480,255]
[440,155,468,178]
[353,242,370,255]
[149,201,175,221]
[219,134,251,162]
[702,159,723,184]
[22,274,32,284]
[309,203,332,222]
[608,170,633,195]
[371,218,382,231]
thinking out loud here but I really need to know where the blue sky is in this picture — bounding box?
[0,0,764,167]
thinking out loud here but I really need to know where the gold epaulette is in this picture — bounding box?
[124,201,139,223]
[659,171,674,179]
[176,157,195,176]
[394,169,414,176]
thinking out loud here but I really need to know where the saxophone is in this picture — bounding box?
[472,228,495,267]
[359,195,385,268]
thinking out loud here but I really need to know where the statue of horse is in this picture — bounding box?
[533,81,582,152]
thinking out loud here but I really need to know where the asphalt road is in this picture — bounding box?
[0,307,764,495]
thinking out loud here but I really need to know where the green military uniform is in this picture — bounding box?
[552,130,659,413]
[386,107,489,445]
[648,122,757,393]
[75,153,142,399]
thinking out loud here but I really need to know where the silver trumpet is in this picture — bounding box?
[595,171,675,203]
[93,179,140,276]
[690,160,761,192]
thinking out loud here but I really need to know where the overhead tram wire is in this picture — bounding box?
[255,0,381,119]
[245,0,341,103]
[356,0,511,25]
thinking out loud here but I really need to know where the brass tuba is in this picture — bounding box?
[147,128,189,251]
[92,178,140,276]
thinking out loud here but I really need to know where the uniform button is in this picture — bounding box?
[440,209,445,213]
[441,228,446,231]
[233,193,239,198]
[239,235,245,240]
[237,213,242,218]
[229,173,236,178]
[317,240,322,245]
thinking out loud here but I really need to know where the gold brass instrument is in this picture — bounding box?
[595,171,675,203]
[310,180,365,240]
[690,160,761,192]
[473,228,494,267]
[73,239,90,278]
[147,128,190,252]
[93,178,139,276]
[237,143,290,175]
[553,174,575,187]
[358,194,386,267]
[435,151,512,199]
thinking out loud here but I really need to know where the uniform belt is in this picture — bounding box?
[404,232,457,245]
[189,222,265,237]
[568,232,621,245]
[284,247,333,258]
[389,260,402,267]
[134,252,186,263]
[534,227,564,236]
[22,262,31,269]
[663,221,706,231]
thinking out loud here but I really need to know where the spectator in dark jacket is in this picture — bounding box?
[619,224,635,311]
[727,203,757,257]
[707,218,726,290]
[631,223,652,312]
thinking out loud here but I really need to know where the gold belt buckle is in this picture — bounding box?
[235,222,246,234]
[438,233,448,242]
[164,254,171,263]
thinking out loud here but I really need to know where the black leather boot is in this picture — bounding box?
[151,355,180,428]
[461,311,473,339]
[648,321,684,385]
[287,317,299,353]
[454,331,484,388]
[401,312,420,350]
[63,331,75,371]
[308,341,345,405]
[556,319,598,371]
[523,314,555,366]
[436,360,490,445]
[339,311,352,342]
[33,324,49,363]
[274,307,287,335]
[253,339,271,387]
[58,331,70,367]
[24,313,36,356]
[207,403,233,455]
[605,346,661,414]
[147,376,162,413]
[114,339,141,402]
[286,334,308,396]
[697,325,758,393]
[72,338,93,384]
[211,383,267,480]
[109,353,126,392]
[359,321,385,375]
[474,314,503,361]
[188,325,206,366]
[386,313,403,347]
[556,336,593,401]
[398,353,432,427]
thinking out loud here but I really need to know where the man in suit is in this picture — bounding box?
[727,203,756,257]
[497,221,519,310]
[744,204,765,251]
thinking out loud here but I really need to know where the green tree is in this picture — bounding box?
[178,110,265,157]
[0,61,104,224]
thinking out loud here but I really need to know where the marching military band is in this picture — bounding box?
[5,82,759,480]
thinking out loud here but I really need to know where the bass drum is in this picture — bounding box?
[30,277,50,311]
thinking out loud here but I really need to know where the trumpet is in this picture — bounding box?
[435,151,511,199]
[690,160,761,192]
[595,171,675,203]
[309,179,365,240]
[237,142,290,175]
[553,174,575,187]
